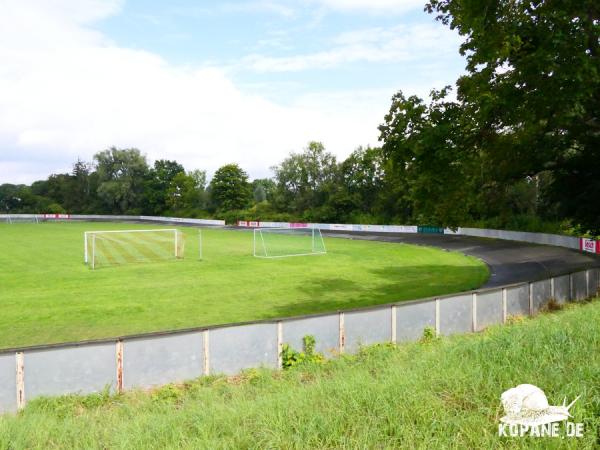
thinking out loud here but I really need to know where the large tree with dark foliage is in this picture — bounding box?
[380,0,599,231]
[94,147,149,214]
[209,164,252,211]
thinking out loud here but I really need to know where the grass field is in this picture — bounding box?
[1,298,597,449]
[0,222,488,349]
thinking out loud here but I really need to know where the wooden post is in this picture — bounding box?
[391,305,397,344]
[277,321,283,369]
[116,340,124,393]
[435,299,440,336]
[472,293,477,332]
[338,312,345,353]
[203,330,210,376]
[502,288,507,324]
[16,352,25,410]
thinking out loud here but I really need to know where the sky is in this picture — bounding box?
[0,0,466,184]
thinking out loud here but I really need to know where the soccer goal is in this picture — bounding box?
[253,227,327,258]
[84,229,184,269]
[5,215,39,224]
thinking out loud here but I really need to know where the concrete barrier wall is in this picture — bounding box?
[282,314,339,355]
[476,290,503,331]
[209,324,278,375]
[24,343,116,399]
[344,308,392,353]
[0,355,16,413]
[531,279,552,313]
[439,294,472,336]
[3,214,593,252]
[572,271,588,301]
[553,275,571,304]
[506,284,530,317]
[123,332,204,390]
[395,300,436,342]
[458,227,580,250]
[0,214,225,226]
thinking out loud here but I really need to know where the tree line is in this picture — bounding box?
[1,1,598,234]
[0,143,399,225]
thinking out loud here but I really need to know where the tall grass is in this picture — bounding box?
[1,299,598,449]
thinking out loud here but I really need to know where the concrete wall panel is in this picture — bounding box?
[553,275,570,304]
[572,271,587,301]
[531,279,551,313]
[209,324,277,375]
[476,290,503,331]
[0,354,15,413]
[283,314,339,356]
[458,228,579,249]
[587,269,598,298]
[25,343,116,399]
[123,332,203,389]
[439,295,472,336]
[344,308,391,353]
[506,284,530,317]
[396,300,436,342]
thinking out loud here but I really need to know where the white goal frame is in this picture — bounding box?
[253,227,327,258]
[6,215,39,224]
[84,229,183,269]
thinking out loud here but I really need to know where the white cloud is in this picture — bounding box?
[220,1,296,17]
[242,24,461,72]
[0,0,404,184]
[312,0,425,14]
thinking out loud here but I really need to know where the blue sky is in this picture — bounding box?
[0,0,466,183]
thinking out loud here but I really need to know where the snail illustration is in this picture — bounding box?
[500,384,580,426]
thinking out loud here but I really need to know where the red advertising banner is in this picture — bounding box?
[43,213,71,219]
[289,222,308,228]
[580,238,598,254]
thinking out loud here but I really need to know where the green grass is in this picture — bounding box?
[1,299,598,449]
[0,222,488,349]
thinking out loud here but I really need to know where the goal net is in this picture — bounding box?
[253,227,327,258]
[6,215,39,224]
[84,229,184,269]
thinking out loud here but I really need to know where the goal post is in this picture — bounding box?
[84,229,185,269]
[253,227,327,258]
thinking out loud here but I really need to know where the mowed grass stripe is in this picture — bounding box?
[118,233,169,262]
[94,236,129,266]
[95,235,144,267]
[95,232,173,268]
[136,233,177,259]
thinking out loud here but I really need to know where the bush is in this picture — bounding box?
[280,335,324,369]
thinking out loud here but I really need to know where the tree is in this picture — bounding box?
[94,147,149,213]
[167,172,206,211]
[144,160,185,214]
[424,0,600,232]
[252,178,276,203]
[209,164,252,211]
[272,142,338,214]
[379,88,480,227]
[339,146,386,214]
